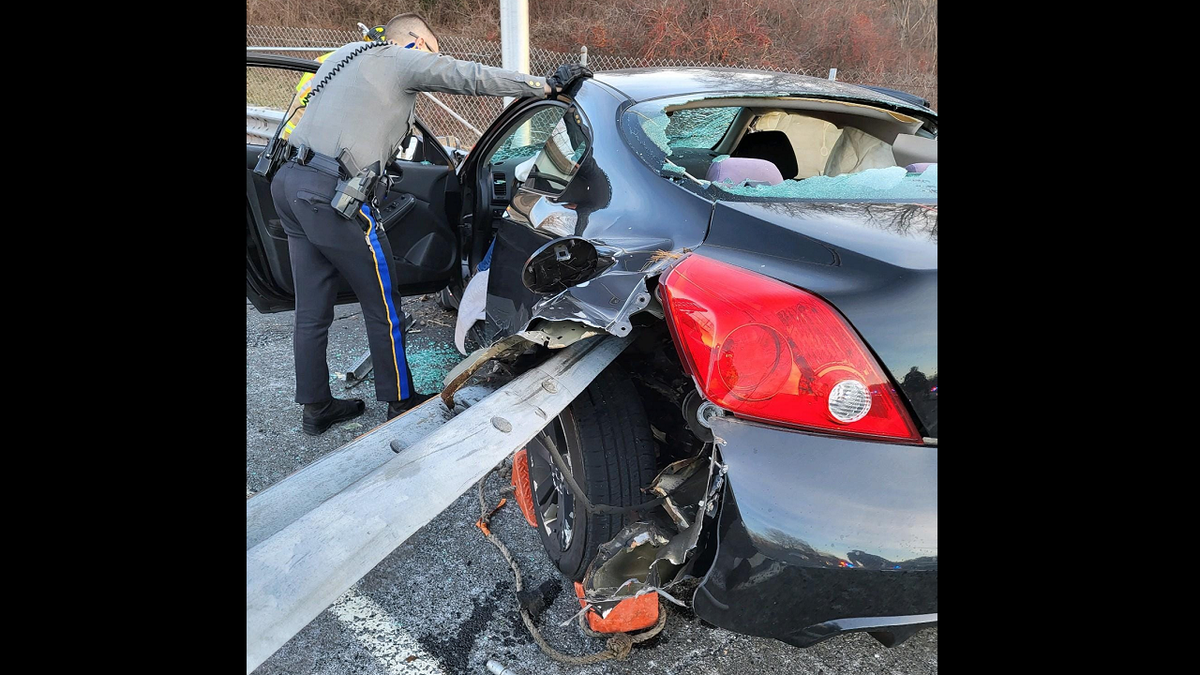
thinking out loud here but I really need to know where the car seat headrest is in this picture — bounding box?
[705,156,785,186]
[730,130,799,179]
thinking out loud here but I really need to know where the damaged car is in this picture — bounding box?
[246,54,937,650]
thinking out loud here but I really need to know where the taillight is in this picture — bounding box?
[659,254,921,443]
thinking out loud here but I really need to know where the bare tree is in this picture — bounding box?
[889,0,938,53]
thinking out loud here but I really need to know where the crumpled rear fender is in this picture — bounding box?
[481,81,713,344]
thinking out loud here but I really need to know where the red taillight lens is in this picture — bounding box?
[660,254,921,443]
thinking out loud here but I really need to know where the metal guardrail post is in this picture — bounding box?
[246,46,340,52]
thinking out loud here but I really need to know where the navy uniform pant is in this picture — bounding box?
[270,162,415,403]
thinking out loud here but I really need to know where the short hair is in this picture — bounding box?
[385,13,440,52]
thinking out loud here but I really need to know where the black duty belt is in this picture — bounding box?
[286,145,343,179]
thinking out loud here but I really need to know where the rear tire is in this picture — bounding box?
[526,362,658,581]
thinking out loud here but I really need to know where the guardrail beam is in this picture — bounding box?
[246,335,632,672]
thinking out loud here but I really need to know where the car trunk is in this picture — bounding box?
[698,199,938,437]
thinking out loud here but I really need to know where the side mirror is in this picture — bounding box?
[522,236,612,294]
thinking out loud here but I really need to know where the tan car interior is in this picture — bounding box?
[665,98,937,184]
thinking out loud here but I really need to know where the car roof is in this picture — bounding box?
[592,67,935,115]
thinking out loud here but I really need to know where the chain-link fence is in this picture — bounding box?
[247,25,936,148]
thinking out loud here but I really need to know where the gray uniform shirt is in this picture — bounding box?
[289,43,549,172]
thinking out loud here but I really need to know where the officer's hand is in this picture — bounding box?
[546,63,593,95]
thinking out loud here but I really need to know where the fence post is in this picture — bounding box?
[500,0,530,114]
[828,67,838,81]
[580,46,588,67]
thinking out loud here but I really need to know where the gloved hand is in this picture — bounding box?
[546,63,593,95]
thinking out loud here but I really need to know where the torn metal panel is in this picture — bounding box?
[653,451,724,567]
[489,200,685,340]
[579,522,678,619]
[648,455,709,530]
[518,320,604,349]
[589,523,674,591]
[528,271,651,339]
[481,82,713,346]
[522,235,684,338]
[580,449,725,616]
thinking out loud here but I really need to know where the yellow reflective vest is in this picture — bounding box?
[282,51,334,139]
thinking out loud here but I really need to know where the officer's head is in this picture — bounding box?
[384,13,440,53]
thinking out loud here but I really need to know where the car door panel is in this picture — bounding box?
[246,143,357,311]
[376,159,459,293]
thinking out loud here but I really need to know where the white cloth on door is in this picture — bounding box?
[454,268,490,355]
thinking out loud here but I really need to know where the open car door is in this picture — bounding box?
[246,52,462,313]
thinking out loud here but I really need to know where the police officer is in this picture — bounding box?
[272,12,592,435]
[281,24,388,141]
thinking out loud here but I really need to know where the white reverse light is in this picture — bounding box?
[828,379,872,423]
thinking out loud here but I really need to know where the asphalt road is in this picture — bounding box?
[247,295,938,675]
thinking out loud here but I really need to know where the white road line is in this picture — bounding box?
[330,588,447,675]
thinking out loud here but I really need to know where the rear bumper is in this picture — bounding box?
[694,417,937,648]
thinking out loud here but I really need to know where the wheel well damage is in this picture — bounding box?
[576,447,726,619]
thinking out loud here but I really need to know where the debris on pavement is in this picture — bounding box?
[515,579,560,623]
[475,464,668,666]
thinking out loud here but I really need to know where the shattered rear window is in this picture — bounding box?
[664,107,740,150]
[622,94,937,204]
[714,164,937,200]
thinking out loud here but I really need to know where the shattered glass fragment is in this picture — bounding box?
[637,111,673,156]
[489,143,542,163]
[712,164,937,200]
[665,107,740,150]
[405,339,467,394]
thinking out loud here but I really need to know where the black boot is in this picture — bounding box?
[302,398,366,436]
[387,392,435,420]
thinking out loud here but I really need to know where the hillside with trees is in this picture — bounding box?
[248,0,937,106]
